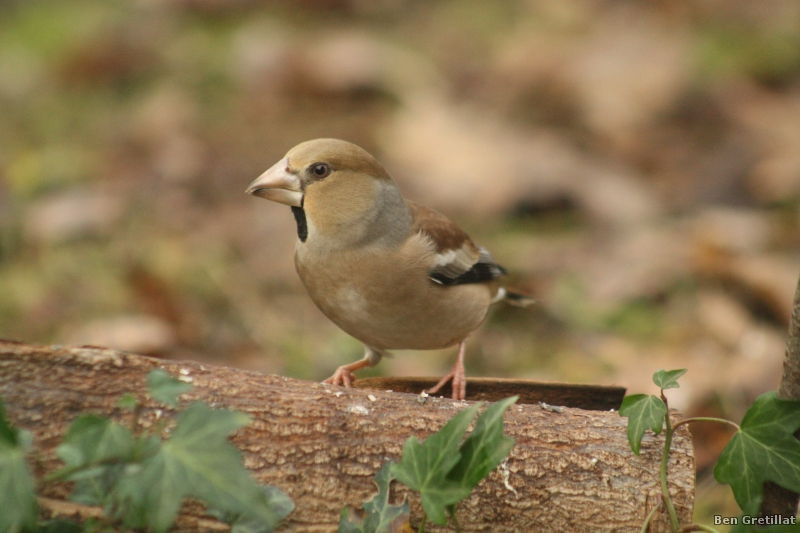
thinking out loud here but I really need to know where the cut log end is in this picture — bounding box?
[353,376,627,410]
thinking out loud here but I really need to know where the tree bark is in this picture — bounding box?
[760,274,800,519]
[0,340,694,532]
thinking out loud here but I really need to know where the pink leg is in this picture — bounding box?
[323,346,383,388]
[427,340,467,400]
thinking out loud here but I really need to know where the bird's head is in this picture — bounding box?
[246,139,409,243]
[246,138,392,208]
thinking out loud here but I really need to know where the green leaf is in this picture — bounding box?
[57,415,135,468]
[54,415,136,507]
[362,464,411,533]
[652,369,687,390]
[619,394,667,455]
[112,402,291,533]
[0,399,37,533]
[0,401,18,446]
[226,487,296,533]
[16,429,33,455]
[338,509,365,533]
[117,393,138,410]
[715,391,800,511]
[40,519,85,533]
[338,463,411,533]
[147,369,193,407]
[70,465,126,507]
[391,403,482,525]
[447,397,517,491]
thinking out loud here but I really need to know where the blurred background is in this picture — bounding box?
[1,0,800,526]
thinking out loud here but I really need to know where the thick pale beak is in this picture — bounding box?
[245,158,303,207]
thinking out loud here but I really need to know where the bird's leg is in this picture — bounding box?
[427,340,467,400]
[323,346,383,388]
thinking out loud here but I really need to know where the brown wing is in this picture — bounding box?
[408,201,506,285]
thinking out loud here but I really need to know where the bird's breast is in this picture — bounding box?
[293,240,491,350]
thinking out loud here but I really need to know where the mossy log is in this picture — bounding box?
[0,340,694,532]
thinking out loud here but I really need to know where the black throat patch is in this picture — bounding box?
[291,206,308,242]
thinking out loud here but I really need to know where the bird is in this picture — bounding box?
[245,139,531,400]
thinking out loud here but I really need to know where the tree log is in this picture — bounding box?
[0,340,694,532]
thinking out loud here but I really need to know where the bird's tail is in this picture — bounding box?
[491,287,536,307]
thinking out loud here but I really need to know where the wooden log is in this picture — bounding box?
[0,340,694,532]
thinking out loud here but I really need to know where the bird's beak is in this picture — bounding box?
[245,158,303,207]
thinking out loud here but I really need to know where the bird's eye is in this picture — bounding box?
[311,163,330,179]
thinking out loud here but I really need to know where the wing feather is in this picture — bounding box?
[408,201,506,285]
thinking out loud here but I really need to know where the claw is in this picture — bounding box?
[322,347,383,389]
[324,367,357,388]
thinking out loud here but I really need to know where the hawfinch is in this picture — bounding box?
[246,139,529,400]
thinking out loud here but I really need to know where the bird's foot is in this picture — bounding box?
[323,366,357,388]
[427,362,467,401]
[322,352,379,389]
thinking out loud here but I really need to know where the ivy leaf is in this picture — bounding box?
[147,369,193,407]
[0,399,37,533]
[447,396,517,491]
[337,464,411,533]
[338,510,364,533]
[715,391,800,511]
[0,401,17,445]
[54,414,136,506]
[57,415,135,468]
[619,394,667,455]
[68,464,127,506]
[117,393,138,410]
[362,464,411,532]
[391,403,482,525]
[113,402,291,533]
[222,487,295,533]
[40,519,84,533]
[652,369,687,390]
